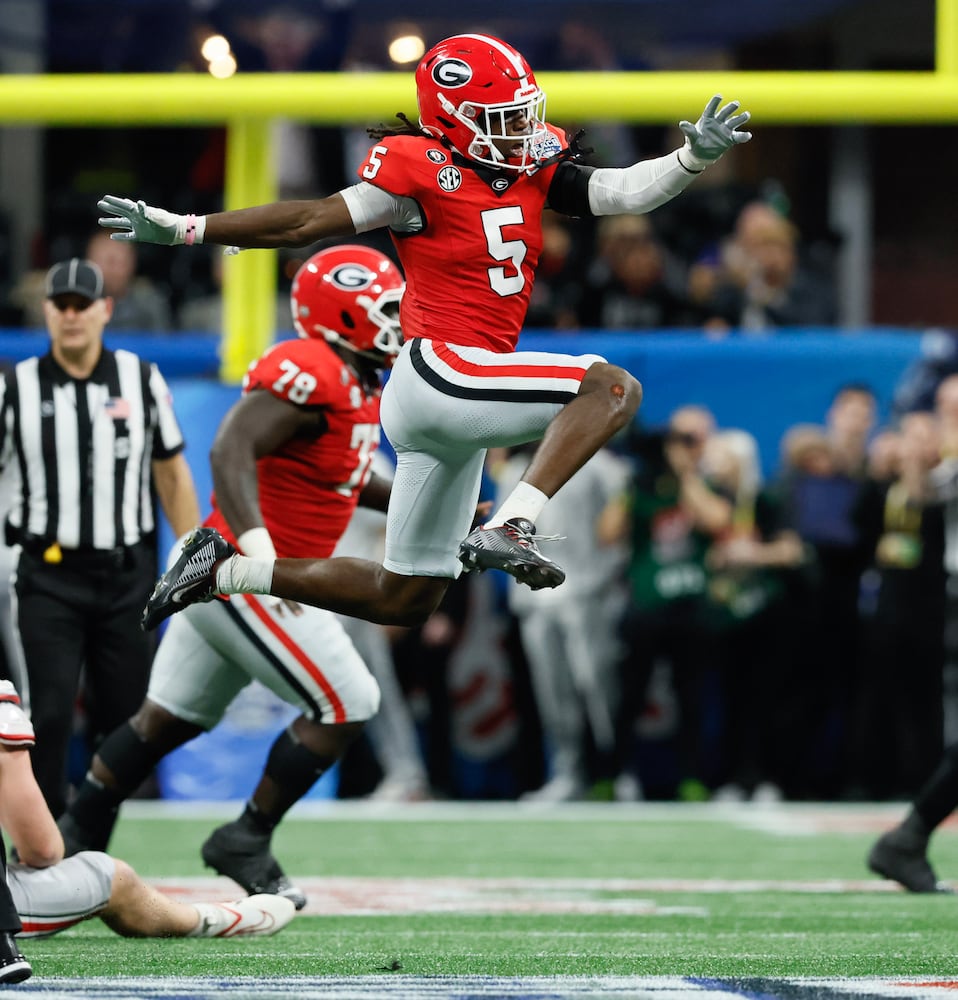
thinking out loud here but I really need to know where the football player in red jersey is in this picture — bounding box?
[57,247,404,910]
[100,33,752,627]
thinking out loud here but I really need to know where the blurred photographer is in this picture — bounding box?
[600,405,732,800]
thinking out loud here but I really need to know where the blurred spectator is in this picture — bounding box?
[852,411,946,799]
[6,270,46,329]
[524,213,588,330]
[600,405,731,800]
[929,379,958,744]
[827,382,877,477]
[702,429,806,802]
[177,250,292,336]
[780,423,834,477]
[694,200,837,333]
[774,387,877,798]
[866,428,904,484]
[495,445,629,802]
[85,231,172,332]
[892,329,958,422]
[934,373,958,459]
[578,215,701,330]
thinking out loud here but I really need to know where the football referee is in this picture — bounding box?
[0,258,200,817]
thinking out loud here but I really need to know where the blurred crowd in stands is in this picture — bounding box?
[0,1,842,336]
[2,189,838,338]
[337,374,958,807]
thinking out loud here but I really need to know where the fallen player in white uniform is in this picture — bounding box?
[0,681,295,940]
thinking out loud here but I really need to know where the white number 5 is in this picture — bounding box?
[362,145,388,180]
[481,206,527,297]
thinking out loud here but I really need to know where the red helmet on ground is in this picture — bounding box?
[415,33,551,171]
[291,246,404,366]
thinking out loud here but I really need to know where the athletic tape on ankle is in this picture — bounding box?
[237,527,277,560]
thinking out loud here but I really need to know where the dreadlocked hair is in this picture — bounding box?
[367,113,434,142]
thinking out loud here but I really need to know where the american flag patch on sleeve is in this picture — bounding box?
[105,397,131,420]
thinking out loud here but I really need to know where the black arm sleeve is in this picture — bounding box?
[545,162,597,218]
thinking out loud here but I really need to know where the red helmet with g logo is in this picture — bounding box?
[415,33,550,171]
[291,245,404,366]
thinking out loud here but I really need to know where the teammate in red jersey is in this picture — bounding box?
[57,246,403,909]
[98,33,752,628]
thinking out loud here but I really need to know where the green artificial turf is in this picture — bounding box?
[21,803,958,981]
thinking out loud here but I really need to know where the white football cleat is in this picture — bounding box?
[191,894,296,938]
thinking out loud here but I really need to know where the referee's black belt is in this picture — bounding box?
[18,536,147,570]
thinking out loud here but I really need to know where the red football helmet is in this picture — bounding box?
[291,246,404,366]
[416,33,550,171]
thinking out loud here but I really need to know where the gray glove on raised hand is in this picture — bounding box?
[678,95,752,172]
[97,195,203,246]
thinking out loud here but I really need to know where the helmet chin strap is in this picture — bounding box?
[327,337,387,390]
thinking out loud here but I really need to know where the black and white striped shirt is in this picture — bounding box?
[0,348,185,550]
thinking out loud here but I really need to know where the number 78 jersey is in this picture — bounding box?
[358,129,566,353]
[205,337,381,559]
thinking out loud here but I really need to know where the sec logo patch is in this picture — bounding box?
[437,166,462,192]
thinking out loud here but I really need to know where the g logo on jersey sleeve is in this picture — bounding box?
[432,58,472,88]
[329,264,376,290]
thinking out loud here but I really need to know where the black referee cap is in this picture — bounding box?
[45,259,104,302]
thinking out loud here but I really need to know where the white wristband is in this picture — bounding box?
[677,142,711,173]
[237,526,277,560]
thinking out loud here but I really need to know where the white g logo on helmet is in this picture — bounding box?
[432,58,472,88]
[329,264,375,291]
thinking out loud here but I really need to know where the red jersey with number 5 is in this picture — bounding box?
[357,129,566,353]
[205,337,381,558]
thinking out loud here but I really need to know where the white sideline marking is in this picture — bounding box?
[150,875,924,916]
[122,799,958,837]
[123,799,917,824]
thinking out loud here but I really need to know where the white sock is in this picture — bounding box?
[215,555,275,595]
[484,482,548,530]
[188,903,231,938]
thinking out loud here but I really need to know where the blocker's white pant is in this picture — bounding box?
[148,592,381,729]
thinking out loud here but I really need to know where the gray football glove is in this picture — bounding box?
[97,195,188,245]
[678,95,752,169]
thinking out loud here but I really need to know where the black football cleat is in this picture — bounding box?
[201,821,307,911]
[141,527,235,631]
[0,933,31,984]
[867,829,953,893]
[458,517,565,590]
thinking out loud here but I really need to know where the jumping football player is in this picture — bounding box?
[100,33,752,630]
